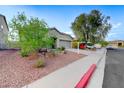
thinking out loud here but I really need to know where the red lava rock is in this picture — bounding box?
[0,50,85,88]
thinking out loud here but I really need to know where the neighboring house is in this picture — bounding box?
[0,14,9,49]
[109,40,124,47]
[48,27,73,49]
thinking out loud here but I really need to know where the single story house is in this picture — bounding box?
[109,40,124,47]
[48,27,73,49]
[0,14,9,49]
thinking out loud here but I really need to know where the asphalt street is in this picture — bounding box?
[102,48,124,88]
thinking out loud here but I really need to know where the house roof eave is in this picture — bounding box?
[49,27,74,40]
[0,14,9,31]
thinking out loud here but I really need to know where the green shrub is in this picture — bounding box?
[57,47,65,51]
[20,51,29,57]
[72,41,78,48]
[35,58,45,68]
[57,47,61,51]
[99,40,109,47]
[61,46,65,51]
[20,46,34,57]
[20,48,30,57]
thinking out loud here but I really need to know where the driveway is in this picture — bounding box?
[102,48,124,88]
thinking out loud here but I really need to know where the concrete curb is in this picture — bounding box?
[87,49,107,88]
[75,49,107,88]
[75,64,96,88]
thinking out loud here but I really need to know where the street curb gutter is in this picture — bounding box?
[75,49,107,88]
[75,64,96,88]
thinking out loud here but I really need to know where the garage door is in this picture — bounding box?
[59,40,71,49]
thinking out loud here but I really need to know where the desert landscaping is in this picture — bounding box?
[0,49,85,87]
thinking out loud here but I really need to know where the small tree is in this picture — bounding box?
[9,12,54,56]
[99,40,109,47]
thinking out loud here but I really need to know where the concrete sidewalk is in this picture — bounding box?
[24,48,106,88]
[87,49,106,88]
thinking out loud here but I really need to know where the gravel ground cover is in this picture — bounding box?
[0,50,85,88]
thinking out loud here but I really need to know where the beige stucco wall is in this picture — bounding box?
[109,41,124,47]
[0,15,8,49]
[48,28,73,48]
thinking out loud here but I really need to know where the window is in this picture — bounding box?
[0,25,3,31]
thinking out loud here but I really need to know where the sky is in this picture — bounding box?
[0,5,124,41]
